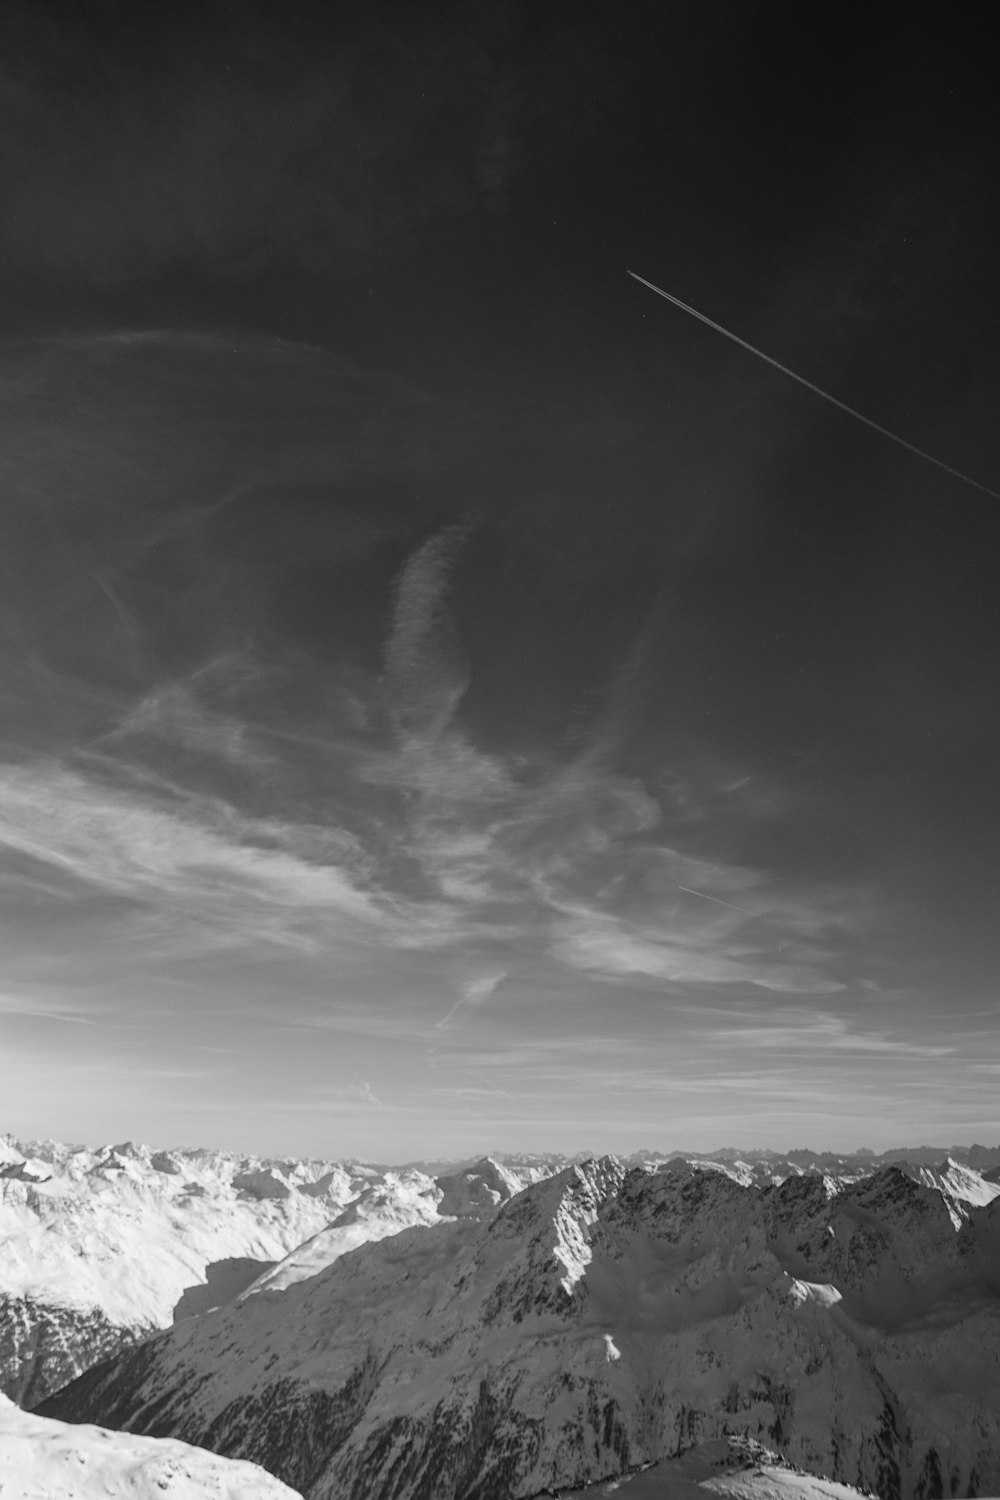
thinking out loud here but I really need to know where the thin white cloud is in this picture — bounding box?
[347,543,883,1011]
[434,1085,516,1099]
[245,1083,393,1115]
[0,760,382,939]
[354,690,873,1003]
[550,910,848,997]
[382,524,471,740]
[108,670,271,773]
[703,1009,957,1060]
[364,732,513,806]
[435,970,507,1029]
[308,1080,384,1108]
[0,989,98,1024]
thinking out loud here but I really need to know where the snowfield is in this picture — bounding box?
[0,1393,302,1499]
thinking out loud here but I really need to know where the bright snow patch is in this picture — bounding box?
[0,1393,301,1498]
[702,1470,876,1498]
[562,1441,875,1498]
[787,1279,843,1309]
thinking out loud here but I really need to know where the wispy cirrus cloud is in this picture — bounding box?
[106,666,272,774]
[313,1080,384,1110]
[435,971,508,1030]
[5,355,864,1011]
[0,988,99,1024]
[701,1007,958,1060]
[0,759,380,943]
[363,740,866,1002]
[382,523,473,740]
[341,520,881,1003]
[549,913,848,996]
[239,1082,392,1117]
[0,324,921,1155]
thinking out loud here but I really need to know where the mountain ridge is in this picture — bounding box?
[4,1129,999,1412]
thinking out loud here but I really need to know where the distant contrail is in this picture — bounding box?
[628,270,999,500]
[676,885,756,917]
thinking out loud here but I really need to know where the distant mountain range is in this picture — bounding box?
[403,1143,1000,1177]
[7,1132,996,1499]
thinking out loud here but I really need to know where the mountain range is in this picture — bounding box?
[19,1141,999,1500]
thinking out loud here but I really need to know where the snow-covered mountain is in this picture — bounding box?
[624,1148,1000,1205]
[40,1158,1000,1500]
[0,1129,569,1409]
[3,1126,998,1417]
[425,1144,1000,1208]
[0,1134,438,1404]
[0,1392,301,1498]
[403,1150,572,1184]
[892,1156,1000,1218]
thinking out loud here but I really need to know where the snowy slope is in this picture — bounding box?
[0,1137,434,1404]
[242,1171,445,1298]
[893,1156,1000,1218]
[561,1438,877,1498]
[0,1138,374,1324]
[40,1160,1000,1500]
[0,1393,301,1498]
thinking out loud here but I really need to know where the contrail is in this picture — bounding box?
[677,885,756,917]
[628,270,999,500]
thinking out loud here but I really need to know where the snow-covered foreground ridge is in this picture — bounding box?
[0,1393,302,1499]
[40,1158,1000,1500]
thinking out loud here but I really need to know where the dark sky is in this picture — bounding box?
[1,0,998,1156]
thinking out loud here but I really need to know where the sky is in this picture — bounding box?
[1,1,998,1160]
